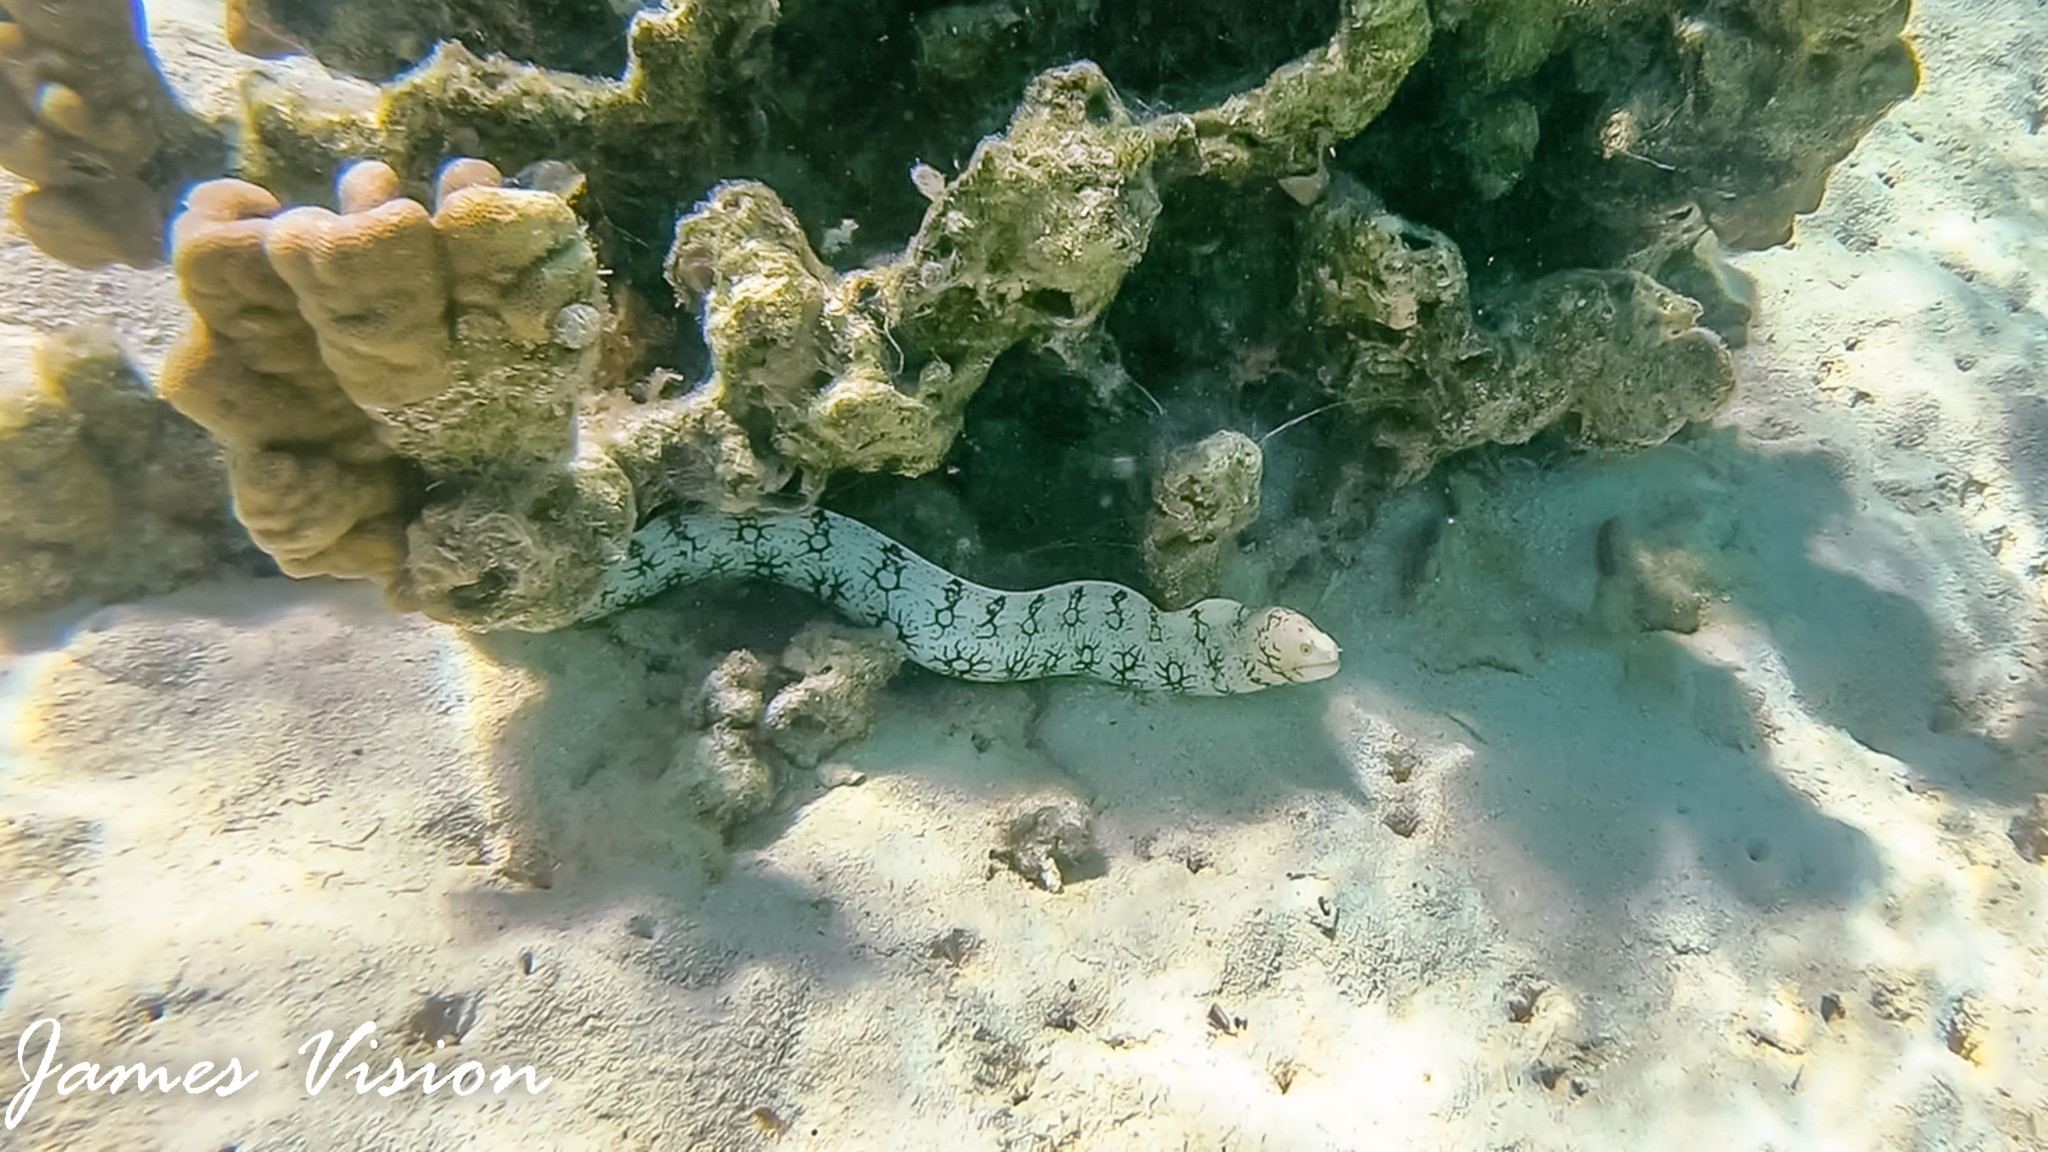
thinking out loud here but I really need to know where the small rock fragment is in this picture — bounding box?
[1746,986,1814,1055]
[910,162,946,201]
[762,623,903,768]
[1044,1000,1081,1031]
[2009,794,2048,863]
[1942,994,1987,1065]
[1207,1002,1245,1035]
[925,928,979,968]
[400,992,477,1048]
[1288,872,1341,939]
[1867,971,1926,1023]
[1506,977,1549,1025]
[994,795,1097,893]
[747,1106,789,1137]
[1308,891,1339,939]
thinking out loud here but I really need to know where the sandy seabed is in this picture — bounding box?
[1,1,2045,1148]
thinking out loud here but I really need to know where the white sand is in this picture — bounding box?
[1,0,2043,1148]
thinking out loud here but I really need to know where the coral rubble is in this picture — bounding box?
[672,625,902,835]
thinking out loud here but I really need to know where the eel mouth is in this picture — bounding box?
[1286,643,1342,684]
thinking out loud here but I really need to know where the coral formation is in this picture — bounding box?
[225,0,633,81]
[1356,0,1917,267]
[0,0,224,267]
[587,380,787,516]
[666,62,1168,484]
[136,0,1894,636]
[1143,430,1264,609]
[160,158,628,628]
[236,0,777,246]
[1297,180,1734,481]
[1166,0,1431,182]
[0,324,242,616]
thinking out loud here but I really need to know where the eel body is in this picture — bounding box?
[580,509,1340,695]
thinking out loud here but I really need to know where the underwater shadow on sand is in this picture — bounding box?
[440,562,1373,1018]
[1732,441,2034,799]
[436,412,2039,1010]
[1333,425,2035,922]
[1994,385,2048,775]
[438,608,916,1022]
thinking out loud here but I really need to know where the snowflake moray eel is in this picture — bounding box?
[579,509,1341,695]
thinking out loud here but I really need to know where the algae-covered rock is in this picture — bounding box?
[1356,0,1915,269]
[1143,430,1264,609]
[666,627,902,834]
[0,0,225,268]
[1592,511,1719,636]
[1299,180,1732,481]
[590,378,790,516]
[1167,0,1432,182]
[1502,270,1736,450]
[0,328,116,614]
[894,63,1169,371]
[1655,230,1759,347]
[667,63,1169,483]
[400,441,637,632]
[0,325,241,617]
